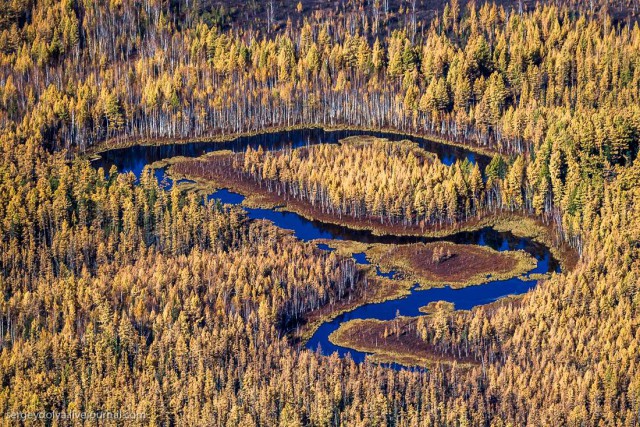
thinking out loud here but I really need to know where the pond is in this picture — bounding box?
[92,128,559,366]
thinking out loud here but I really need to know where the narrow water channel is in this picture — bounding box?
[92,128,559,365]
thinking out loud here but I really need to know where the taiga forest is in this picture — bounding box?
[1,0,640,425]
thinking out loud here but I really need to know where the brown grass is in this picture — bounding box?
[328,317,479,368]
[367,241,538,289]
[313,240,538,289]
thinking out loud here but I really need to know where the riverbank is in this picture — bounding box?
[328,317,479,368]
[90,132,566,368]
[316,240,539,289]
[296,238,541,349]
[292,273,412,344]
[328,293,532,367]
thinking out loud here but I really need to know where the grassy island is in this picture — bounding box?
[316,239,538,289]
[328,317,479,368]
[292,239,539,346]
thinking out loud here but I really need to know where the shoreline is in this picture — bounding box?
[321,240,540,290]
[294,238,541,345]
[327,293,532,367]
[327,317,480,368]
[87,128,576,368]
[83,123,499,161]
[163,149,575,356]
[292,273,412,345]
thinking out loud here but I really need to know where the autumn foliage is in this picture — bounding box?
[1,0,640,425]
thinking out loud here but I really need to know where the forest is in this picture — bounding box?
[1,0,640,425]
[2,0,640,250]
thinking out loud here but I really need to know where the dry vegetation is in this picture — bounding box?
[171,136,489,234]
[329,316,479,368]
[366,241,537,288]
[292,274,410,344]
[316,239,538,288]
[2,0,640,424]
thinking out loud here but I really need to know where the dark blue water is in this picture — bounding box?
[351,252,397,278]
[206,189,550,253]
[305,247,553,362]
[92,128,490,177]
[209,189,341,241]
[207,192,557,364]
[352,252,370,265]
[375,266,397,279]
[92,129,559,366]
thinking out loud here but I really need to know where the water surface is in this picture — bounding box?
[92,128,558,365]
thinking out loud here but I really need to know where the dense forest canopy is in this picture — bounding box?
[239,137,485,227]
[2,0,640,250]
[1,0,640,425]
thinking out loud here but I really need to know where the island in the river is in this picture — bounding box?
[156,133,566,367]
[316,239,538,289]
[168,135,492,238]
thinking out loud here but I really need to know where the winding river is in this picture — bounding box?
[92,128,560,365]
